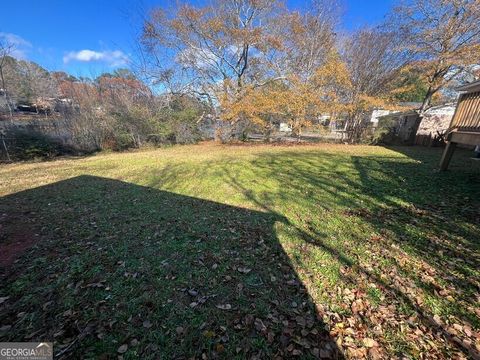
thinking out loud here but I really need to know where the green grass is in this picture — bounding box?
[0,143,479,359]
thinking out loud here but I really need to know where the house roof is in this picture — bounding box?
[398,102,423,109]
[376,110,417,120]
[376,104,456,121]
[456,79,480,93]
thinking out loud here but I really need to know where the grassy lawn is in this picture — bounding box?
[0,143,479,359]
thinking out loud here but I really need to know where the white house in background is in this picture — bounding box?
[370,109,397,127]
[318,114,331,125]
[279,122,292,132]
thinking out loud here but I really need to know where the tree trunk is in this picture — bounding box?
[345,114,362,144]
[1,136,11,162]
[0,66,13,121]
[409,87,435,145]
[418,87,434,117]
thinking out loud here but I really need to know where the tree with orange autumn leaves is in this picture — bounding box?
[391,0,480,135]
[142,0,351,137]
[141,0,480,141]
[221,53,351,136]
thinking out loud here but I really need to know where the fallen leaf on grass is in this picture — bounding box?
[368,347,382,359]
[254,318,267,332]
[130,339,139,346]
[203,330,215,338]
[143,320,152,328]
[267,331,275,343]
[363,338,377,348]
[117,344,128,354]
[0,297,9,305]
[237,267,251,274]
[464,326,472,337]
[187,289,198,297]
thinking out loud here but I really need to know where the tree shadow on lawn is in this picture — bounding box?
[0,175,341,359]
[347,148,480,357]
[219,147,480,358]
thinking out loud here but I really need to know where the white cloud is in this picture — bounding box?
[0,32,32,59]
[63,49,129,67]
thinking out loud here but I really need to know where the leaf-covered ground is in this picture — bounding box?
[0,143,479,359]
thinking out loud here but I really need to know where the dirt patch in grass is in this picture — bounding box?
[0,213,39,269]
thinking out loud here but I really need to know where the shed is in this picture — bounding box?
[376,110,421,144]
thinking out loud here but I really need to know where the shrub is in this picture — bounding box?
[2,129,72,161]
[372,116,398,145]
[112,132,137,151]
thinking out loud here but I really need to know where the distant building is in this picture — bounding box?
[369,109,396,127]
[376,104,455,145]
[279,122,292,132]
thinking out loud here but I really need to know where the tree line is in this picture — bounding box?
[1,0,479,157]
[140,0,480,142]
[0,54,207,154]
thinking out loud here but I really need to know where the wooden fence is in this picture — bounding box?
[414,133,446,147]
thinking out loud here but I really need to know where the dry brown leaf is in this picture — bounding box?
[130,339,139,346]
[117,344,128,354]
[254,318,267,332]
[0,297,9,305]
[143,320,152,328]
[363,337,376,348]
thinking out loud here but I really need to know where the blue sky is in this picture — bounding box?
[0,0,394,77]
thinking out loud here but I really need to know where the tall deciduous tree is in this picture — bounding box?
[223,52,350,137]
[141,0,281,109]
[393,0,480,117]
[141,0,343,138]
[0,39,15,119]
[341,27,412,141]
[266,0,340,82]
